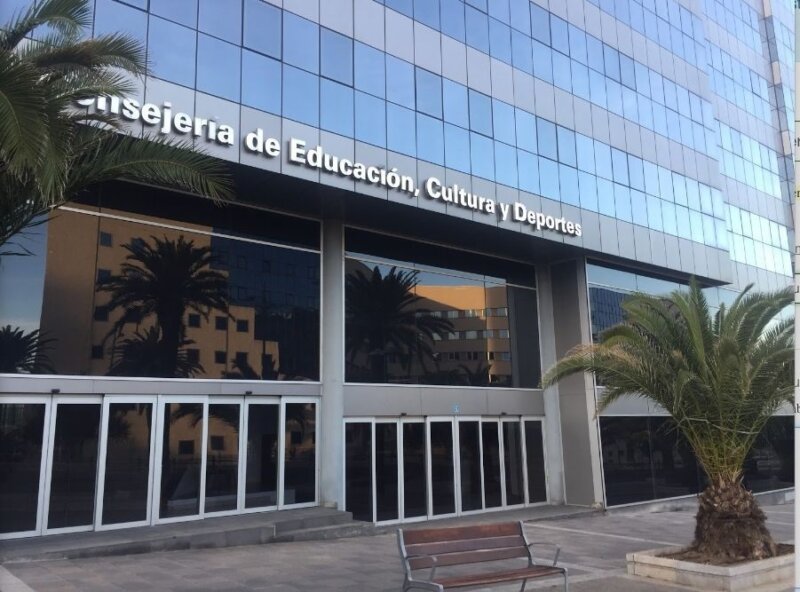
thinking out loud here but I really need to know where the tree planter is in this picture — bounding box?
[626,547,794,591]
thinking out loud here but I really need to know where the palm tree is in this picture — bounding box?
[0,325,54,373]
[345,266,453,382]
[107,327,203,378]
[541,280,792,562]
[99,235,228,377]
[0,0,233,254]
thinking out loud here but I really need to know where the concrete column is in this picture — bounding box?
[534,265,566,504]
[549,259,605,507]
[319,220,345,509]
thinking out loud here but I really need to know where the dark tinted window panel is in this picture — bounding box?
[48,404,101,529]
[245,404,279,508]
[402,422,427,519]
[160,403,203,518]
[458,421,482,511]
[205,404,240,513]
[283,403,316,504]
[481,422,502,508]
[0,404,46,534]
[743,416,793,492]
[648,417,701,500]
[102,403,153,525]
[502,421,525,505]
[524,421,547,503]
[375,423,399,521]
[345,422,373,521]
[600,417,655,506]
[429,422,455,515]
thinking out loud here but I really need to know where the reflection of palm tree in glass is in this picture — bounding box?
[0,326,54,373]
[99,236,228,378]
[345,266,453,383]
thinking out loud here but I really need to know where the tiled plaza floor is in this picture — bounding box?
[1,503,793,592]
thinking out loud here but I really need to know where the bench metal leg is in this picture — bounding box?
[563,568,569,592]
[518,579,528,592]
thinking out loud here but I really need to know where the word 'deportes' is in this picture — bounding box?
[77,96,582,239]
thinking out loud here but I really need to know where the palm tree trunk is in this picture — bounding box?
[692,476,776,560]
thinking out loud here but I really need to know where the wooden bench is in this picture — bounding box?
[397,521,568,591]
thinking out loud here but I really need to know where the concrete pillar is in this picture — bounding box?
[549,259,605,507]
[319,220,345,508]
[534,265,566,504]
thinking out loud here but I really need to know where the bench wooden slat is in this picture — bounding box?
[408,546,529,570]
[402,522,521,545]
[434,566,564,589]
[405,535,526,557]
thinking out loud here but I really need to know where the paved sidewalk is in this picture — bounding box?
[1,503,793,592]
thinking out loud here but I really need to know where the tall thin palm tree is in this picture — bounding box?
[99,235,228,377]
[542,280,792,562]
[0,0,233,254]
[345,266,453,383]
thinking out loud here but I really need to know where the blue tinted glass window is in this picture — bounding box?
[386,56,415,108]
[594,142,612,180]
[489,19,512,63]
[619,54,636,89]
[676,206,692,240]
[532,41,553,84]
[417,115,444,165]
[557,126,576,167]
[444,124,471,171]
[614,184,632,221]
[465,0,487,10]
[197,35,241,101]
[662,201,678,235]
[488,0,511,23]
[355,92,386,147]
[559,165,579,205]
[569,25,587,64]
[552,52,571,91]
[597,177,615,216]
[415,0,440,28]
[647,196,663,230]
[443,80,469,127]
[386,0,413,17]
[242,50,281,114]
[509,0,531,35]
[605,79,623,116]
[550,15,569,55]
[468,90,493,136]
[416,68,443,119]
[572,63,590,100]
[576,134,595,173]
[321,29,353,85]
[148,17,196,87]
[198,0,241,43]
[538,157,559,200]
[643,161,659,196]
[672,174,687,206]
[635,63,650,97]
[151,0,197,27]
[284,13,319,73]
[631,190,647,226]
[355,43,386,98]
[470,132,494,180]
[530,3,550,44]
[658,167,673,202]
[94,0,147,44]
[589,70,607,108]
[578,171,598,211]
[611,148,629,185]
[511,30,533,73]
[495,142,518,187]
[465,6,489,52]
[243,0,281,58]
[441,0,466,41]
[387,103,416,156]
[603,45,620,81]
[685,179,700,211]
[492,100,515,145]
[586,35,604,73]
[320,79,354,136]
[515,109,536,154]
[283,65,319,126]
[536,118,557,161]
[628,155,644,191]
[518,150,539,193]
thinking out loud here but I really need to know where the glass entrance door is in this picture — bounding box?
[457,419,483,513]
[204,399,243,514]
[427,419,456,517]
[244,399,280,510]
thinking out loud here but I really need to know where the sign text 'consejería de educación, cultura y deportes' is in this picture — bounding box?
[79,95,583,238]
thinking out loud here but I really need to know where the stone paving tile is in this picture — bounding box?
[3,504,793,592]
